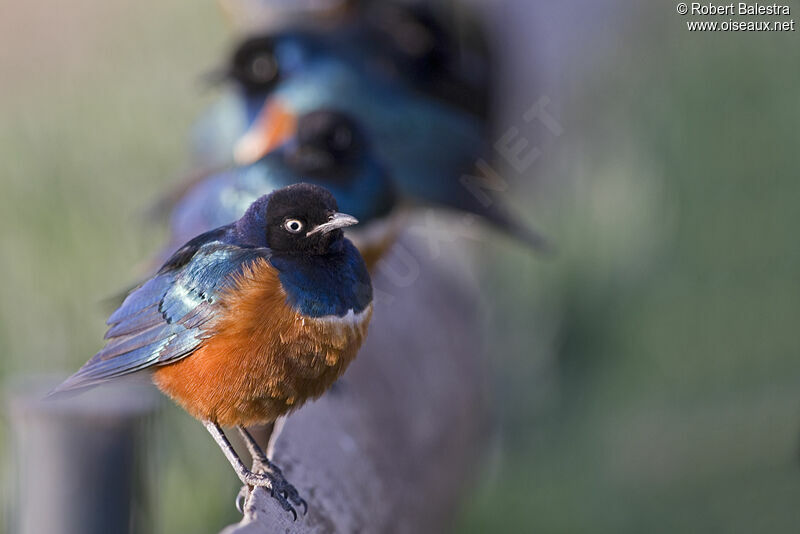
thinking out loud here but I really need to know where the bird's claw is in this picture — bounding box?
[235,485,250,514]
[241,469,307,520]
[253,460,307,515]
[268,473,307,519]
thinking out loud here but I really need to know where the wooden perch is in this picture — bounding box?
[221,234,490,533]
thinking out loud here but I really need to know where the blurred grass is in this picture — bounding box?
[2,1,800,533]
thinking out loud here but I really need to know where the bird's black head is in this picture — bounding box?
[285,110,367,181]
[236,183,358,255]
[365,3,450,83]
[227,35,281,94]
[363,2,492,119]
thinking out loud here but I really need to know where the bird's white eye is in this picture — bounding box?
[283,219,304,234]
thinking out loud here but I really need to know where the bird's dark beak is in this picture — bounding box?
[234,98,298,165]
[306,212,359,236]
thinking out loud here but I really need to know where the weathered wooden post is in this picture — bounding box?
[6,377,159,534]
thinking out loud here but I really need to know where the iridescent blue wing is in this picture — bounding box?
[52,230,271,395]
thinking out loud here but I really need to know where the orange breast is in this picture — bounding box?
[153,257,372,427]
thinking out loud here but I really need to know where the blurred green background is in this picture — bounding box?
[2,1,800,532]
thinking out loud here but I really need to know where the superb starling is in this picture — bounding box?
[53,184,373,518]
[192,29,546,251]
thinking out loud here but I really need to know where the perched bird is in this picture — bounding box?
[169,110,397,269]
[53,184,373,519]
[212,0,493,119]
[190,27,547,251]
[192,26,404,171]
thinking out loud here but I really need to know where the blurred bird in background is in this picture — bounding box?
[196,0,492,169]
[54,184,372,520]
[179,0,548,253]
[167,110,397,268]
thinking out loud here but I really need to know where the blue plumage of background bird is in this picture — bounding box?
[185,24,547,251]
[193,0,493,169]
[167,110,397,266]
